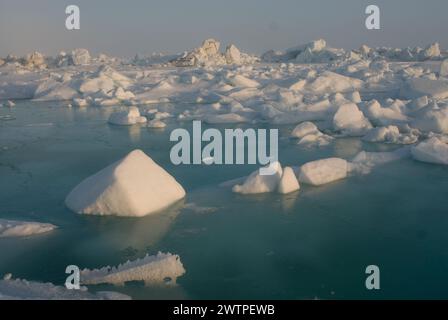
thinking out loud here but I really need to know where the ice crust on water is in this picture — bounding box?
[80,252,185,286]
[0,219,56,238]
[65,149,186,217]
[0,277,130,300]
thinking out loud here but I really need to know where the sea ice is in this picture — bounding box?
[80,252,185,286]
[298,158,348,186]
[65,149,186,217]
[232,162,283,194]
[411,137,448,165]
[290,121,320,138]
[333,103,372,136]
[0,276,130,300]
[108,107,147,125]
[0,219,56,238]
[277,167,300,194]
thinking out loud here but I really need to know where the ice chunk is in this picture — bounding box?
[277,167,300,194]
[298,158,347,186]
[0,219,56,238]
[411,137,448,165]
[419,42,441,60]
[228,75,260,88]
[80,252,185,286]
[65,149,186,217]
[440,59,448,77]
[400,78,448,100]
[70,48,91,65]
[299,158,347,186]
[225,44,241,64]
[232,162,283,194]
[333,103,372,136]
[0,277,130,300]
[349,147,411,174]
[411,107,448,134]
[362,126,417,144]
[363,100,408,126]
[108,107,147,126]
[305,71,363,95]
[297,132,334,147]
[147,119,166,128]
[290,121,319,138]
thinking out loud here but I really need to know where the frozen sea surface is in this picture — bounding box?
[1,102,448,299]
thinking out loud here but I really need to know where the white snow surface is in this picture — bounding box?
[65,149,186,217]
[298,158,348,186]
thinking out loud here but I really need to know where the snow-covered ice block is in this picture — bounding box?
[65,149,186,217]
[290,121,320,138]
[108,107,147,126]
[70,48,91,65]
[362,126,417,144]
[277,167,300,194]
[400,78,448,100]
[298,158,347,186]
[232,162,283,194]
[297,132,334,147]
[411,137,448,165]
[333,103,372,136]
[411,107,448,134]
[0,219,56,238]
[305,71,363,95]
[0,277,130,300]
[80,252,185,286]
[228,75,260,88]
[147,119,166,128]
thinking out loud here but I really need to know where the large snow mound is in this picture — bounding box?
[298,158,348,186]
[80,252,185,286]
[0,219,56,238]
[65,149,186,217]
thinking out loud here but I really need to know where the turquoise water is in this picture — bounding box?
[1,102,448,299]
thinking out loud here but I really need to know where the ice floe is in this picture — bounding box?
[298,158,348,186]
[411,137,448,165]
[0,219,56,238]
[108,107,147,125]
[0,276,130,300]
[80,252,185,286]
[65,149,186,217]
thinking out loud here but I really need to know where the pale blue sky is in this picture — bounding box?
[0,0,447,57]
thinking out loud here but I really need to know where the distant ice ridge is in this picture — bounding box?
[0,275,130,300]
[0,219,56,238]
[65,149,186,217]
[80,252,185,286]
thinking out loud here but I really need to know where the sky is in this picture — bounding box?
[0,0,447,57]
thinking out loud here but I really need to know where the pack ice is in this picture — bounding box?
[80,252,185,286]
[65,149,186,217]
